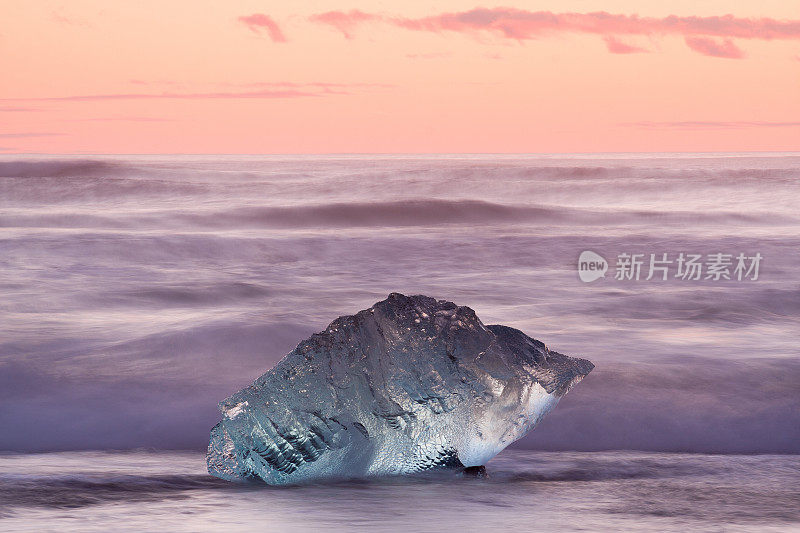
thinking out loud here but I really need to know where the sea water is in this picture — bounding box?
[1,154,798,530]
[1,450,798,532]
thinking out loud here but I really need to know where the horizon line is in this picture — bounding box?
[1,150,799,157]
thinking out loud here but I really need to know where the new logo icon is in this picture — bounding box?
[578,251,608,282]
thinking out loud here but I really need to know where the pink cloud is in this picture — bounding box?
[2,89,320,102]
[388,9,800,41]
[234,81,391,91]
[684,36,744,58]
[52,11,89,27]
[604,36,648,54]
[309,10,381,39]
[309,8,800,57]
[1,83,389,102]
[238,14,287,43]
[405,52,453,59]
[624,121,800,129]
[0,132,64,138]
[79,117,175,122]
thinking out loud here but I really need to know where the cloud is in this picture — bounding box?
[128,79,186,87]
[0,132,64,138]
[394,9,800,41]
[52,11,89,27]
[0,106,39,112]
[238,13,287,43]
[624,120,800,129]
[684,36,744,58]
[604,36,648,54]
[309,10,381,39]
[405,52,453,59]
[78,117,175,122]
[235,81,391,91]
[1,82,389,103]
[3,89,327,102]
[126,80,389,90]
[309,8,800,57]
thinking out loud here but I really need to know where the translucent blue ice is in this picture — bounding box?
[207,294,593,484]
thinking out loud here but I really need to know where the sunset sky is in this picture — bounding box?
[1,1,799,153]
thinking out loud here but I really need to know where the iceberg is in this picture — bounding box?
[207,293,593,484]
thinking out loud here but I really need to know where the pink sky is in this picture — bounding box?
[1,1,799,153]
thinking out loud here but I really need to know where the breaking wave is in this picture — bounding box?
[0,160,123,178]
[0,199,790,230]
[0,473,230,511]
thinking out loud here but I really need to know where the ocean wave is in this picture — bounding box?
[524,358,800,454]
[581,287,800,325]
[201,200,564,227]
[0,199,563,229]
[0,160,123,178]
[0,199,791,230]
[2,157,798,186]
[492,456,720,483]
[0,453,722,512]
[105,282,273,306]
[0,473,230,511]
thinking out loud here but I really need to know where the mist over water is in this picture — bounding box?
[1,154,799,453]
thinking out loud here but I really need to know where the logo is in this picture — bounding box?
[576,250,762,283]
[578,250,608,282]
